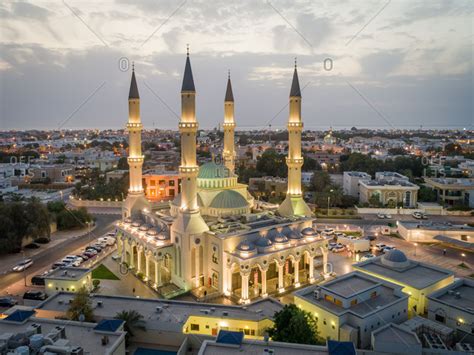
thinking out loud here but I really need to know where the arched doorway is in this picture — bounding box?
[249,265,263,299]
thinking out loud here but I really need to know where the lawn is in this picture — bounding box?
[92,264,120,280]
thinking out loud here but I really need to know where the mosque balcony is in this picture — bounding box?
[222,122,236,128]
[288,122,303,129]
[128,156,144,163]
[179,166,199,174]
[286,157,304,165]
[178,122,199,131]
[126,122,143,129]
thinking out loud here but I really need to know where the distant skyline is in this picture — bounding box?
[0,0,472,130]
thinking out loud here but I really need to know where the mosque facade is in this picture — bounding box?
[116,52,329,303]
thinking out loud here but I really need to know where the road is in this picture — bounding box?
[0,214,119,292]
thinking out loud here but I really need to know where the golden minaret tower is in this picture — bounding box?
[278,60,312,217]
[171,48,208,290]
[222,70,235,173]
[123,64,149,218]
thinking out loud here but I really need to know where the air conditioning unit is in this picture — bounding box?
[156,306,162,313]
[314,290,320,300]
[71,347,84,355]
[97,301,103,307]
[455,292,461,299]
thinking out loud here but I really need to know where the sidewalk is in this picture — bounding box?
[0,225,97,274]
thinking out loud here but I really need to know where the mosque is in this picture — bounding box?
[116,51,329,303]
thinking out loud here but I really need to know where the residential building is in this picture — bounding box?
[359,173,419,207]
[397,221,474,244]
[343,172,371,198]
[424,177,474,207]
[142,170,180,201]
[248,176,288,199]
[354,250,454,317]
[294,271,409,348]
[106,169,128,183]
[28,164,75,183]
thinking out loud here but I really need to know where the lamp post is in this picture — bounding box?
[414,243,418,256]
[22,250,27,287]
[327,189,334,216]
[461,253,466,267]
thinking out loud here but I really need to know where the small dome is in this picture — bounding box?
[146,229,159,236]
[255,237,273,247]
[131,220,143,227]
[155,234,169,241]
[139,224,151,231]
[288,231,303,240]
[210,190,249,209]
[237,240,256,251]
[272,234,289,244]
[381,250,410,268]
[198,162,231,179]
[124,217,132,224]
[301,227,317,236]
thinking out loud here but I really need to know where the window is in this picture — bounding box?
[169,180,175,186]
[350,299,358,306]
[371,291,377,298]
[190,324,200,331]
[435,314,445,323]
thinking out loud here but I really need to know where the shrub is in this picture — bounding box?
[34,237,50,244]
[92,279,101,289]
[25,243,40,249]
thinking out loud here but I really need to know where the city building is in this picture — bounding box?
[35,292,283,344]
[294,271,409,348]
[115,54,327,304]
[0,309,126,355]
[343,172,371,198]
[28,164,75,183]
[44,267,92,294]
[427,278,474,339]
[105,169,128,183]
[248,176,288,199]
[354,250,454,316]
[397,220,474,244]
[424,177,474,207]
[359,173,419,207]
[142,170,180,201]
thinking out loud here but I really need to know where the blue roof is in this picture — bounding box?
[4,310,35,322]
[327,340,356,355]
[216,330,244,345]
[94,319,124,332]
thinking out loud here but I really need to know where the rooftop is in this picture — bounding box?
[44,267,90,281]
[36,293,283,333]
[428,278,474,314]
[398,220,474,232]
[354,256,453,290]
[372,323,421,346]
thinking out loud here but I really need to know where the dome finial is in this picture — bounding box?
[132,61,135,72]
[228,69,230,79]
[294,57,297,68]
[186,44,189,57]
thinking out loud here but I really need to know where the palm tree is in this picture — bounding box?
[114,310,146,345]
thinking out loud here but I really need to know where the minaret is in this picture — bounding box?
[123,65,149,218]
[171,47,208,291]
[222,70,236,173]
[278,59,312,217]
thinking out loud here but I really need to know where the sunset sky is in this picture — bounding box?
[0,0,472,130]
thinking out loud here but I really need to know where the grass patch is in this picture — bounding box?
[92,264,120,280]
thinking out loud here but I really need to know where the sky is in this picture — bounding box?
[0,0,472,131]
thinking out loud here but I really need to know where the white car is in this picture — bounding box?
[13,259,33,272]
[98,236,116,246]
[328,242,338,250]
[321,228,335,236]
[385,214,392,219]
[376,213,386,219]
[361,253,376,261]
[412,212,427,219]
[332,245,346,253]
[382,246,396,253]
[375,243,387,251]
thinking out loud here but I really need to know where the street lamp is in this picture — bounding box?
[414,243,418,256]
[461,253,466,266]
[327,189,334,216]
[22,250,27,287]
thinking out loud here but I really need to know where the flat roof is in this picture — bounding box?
[428,279,474,314]
[399,221,474,232]
[44,267,90,281]
[354,257,453,290]
[0,317,124,354]
[372,323,420,346]
[37,293,283,333]
[295,272,406,318]
[198,339,329,355]
[321,273,378,298]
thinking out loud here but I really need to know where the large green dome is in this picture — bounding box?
[198,162,231,179]
[209,190,249,209]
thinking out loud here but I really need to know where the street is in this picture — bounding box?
[0,214,119,293]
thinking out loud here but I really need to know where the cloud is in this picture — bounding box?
[360,50,406,77]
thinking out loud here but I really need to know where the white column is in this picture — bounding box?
[121,238,126,263]
[154,260,159,286]
[294,258,300,288]
[241,272,249,303]
[323,249,328,275]
[261,268,268,297]
[278,263,284,293]
[309,255,315,283]
[194,248,200,288]
[145,254,150,280]
[225,264,232,296]
[137,248,142,273]
[129,243,135,268]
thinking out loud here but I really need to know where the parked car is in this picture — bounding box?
[385,214,392,219]
[98,237,116,246]
[332,245,346,253]
[328,242,339,251]
[86,245,101,253]
[111,254,121,261]
[382,246,396,253]
[106,232,116,237]
[52,262,68,269]
[361,253,376,261]
[23,291,47,301]
[90,245,103,252]
[321,228,335,236]
[83,251,96,258]
[375,243,387,252]
[412,212,427,219]
[0,297,18,307]
[13,259,33,272]
[79,254,89,261]
[31,275,46,286]
[377,213,387,219]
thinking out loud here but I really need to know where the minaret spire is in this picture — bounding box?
[278,60,311,217]
[223,70,236,172]
[123,66,149,218]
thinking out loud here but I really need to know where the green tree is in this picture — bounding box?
[115,310,146,345]
[310,171,331,192]
[256,149,287,178]
[117,157,129,170]
[268,304,322,345]
[67,287,94,322]
[418,186,437,202]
